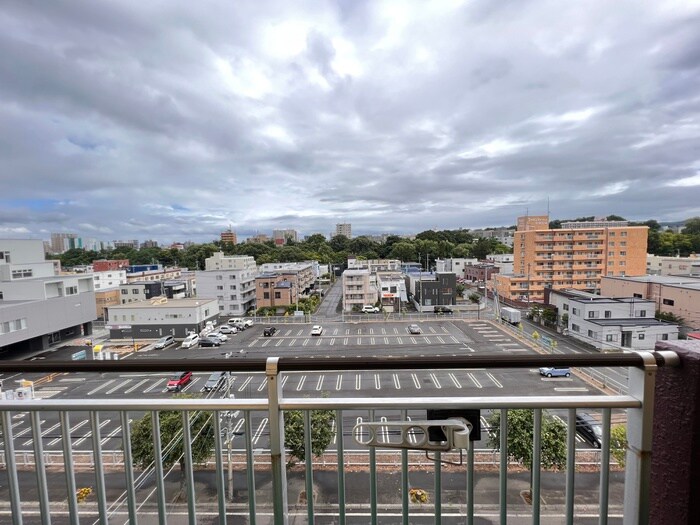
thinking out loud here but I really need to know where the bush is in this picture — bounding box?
[610,425,627,467]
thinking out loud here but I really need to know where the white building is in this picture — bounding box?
[197,253,257,315]
[347,258,401,273]
[548,289,678,351]
[376,272,407,312]
[258,262,316,290]
[342,269,376,312]
[92,270,127,291]
[486,253,515,275]
[646,254,700,276]
[106,298,218,339]
[335,223,352,238]
[435,258,478,275]
[1,239,96,354]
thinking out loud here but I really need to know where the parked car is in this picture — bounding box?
[434,306,453,314]
[242,319,254,328]
[539,366,571,378]
[311,325,323,336]
[166,371,192,392]
[199,336,221,347]
[227,318,244,326]
[218,325,236,334]
[263,326,277,337]
[202,372,226,392]
[576,413,603,448]
[181,333,199,349]
[210,332,228,342]
[408,324,422,334]
[362,305,379,313]
[154,335,175,349]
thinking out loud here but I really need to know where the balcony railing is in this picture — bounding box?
[0,352,681,525]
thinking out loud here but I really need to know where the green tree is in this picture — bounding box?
[610,425,627,467]
[682,217,700,235]
[130,399,215,474]
[606,215,627,221]
[389,241,417,262]
[655,310,685,325]
[284,409,335,466]
[468,292,481,303]
[487,410,567,495]
[329,235,350,252]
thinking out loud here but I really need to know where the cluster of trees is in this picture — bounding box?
[51,229,512,270]
[550,215,700,257]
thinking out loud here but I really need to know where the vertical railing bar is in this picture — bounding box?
[181,411,196,525]
[30,411,51,525]
[151,411,168,525]
[566,408,576,525]
[304,410,315,524]
[266,357,289,525]
[400,409,409,525]
[499,409,508,525]
[532,409,542,524]
[90,411,108,525]
[599,408,611,525]
[60,412,79,525]
[336,410,346,525]
[120,411,138,525]
[2,410,24,525]
[369,409,377,525]
[434,450,442,525]
[244,410,257,525]
[213,411,227,525]
[467,441,474,525]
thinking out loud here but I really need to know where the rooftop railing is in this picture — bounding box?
[0,352,682,525]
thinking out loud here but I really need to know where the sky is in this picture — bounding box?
[1,0,699,244]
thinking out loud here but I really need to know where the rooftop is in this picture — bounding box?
[107,298,218,309]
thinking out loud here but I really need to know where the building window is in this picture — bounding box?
[588,311,599,319]
[635,310,647,317]
[621,231,627,237]
[639,333,645,340]
[121,289,128,295]
[217,285,223,290]
[216,275,223,281]
[608,251,614,257]
[605,310,612,318]
[263,292,270,299]
[230,285,236,290]
[572,307,579,316]
[619,261,625,266]
[275,292,281,299]
[620,251,626,256]
[571,324,580,332]
[633,293,643,298]
[562,304,569,311]
[587,330,595,338]
[609,242,615,247]
[662,298,675,306]
[66,286,78,295]
[230,295,237,300]
[219,305,225,311]
[661,333,669,340]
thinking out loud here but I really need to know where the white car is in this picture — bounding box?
[211,331,228,342]
[181,333,199,348]
[311,325,323,336]
[361,305,379,313]
[218,325,236,334]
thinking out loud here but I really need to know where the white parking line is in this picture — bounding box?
[467,373,482,388]
[238,377,253,391]
[261,340,270,347]
[336,374,343,390]
[296,329,303,336]
[394,327,399,334]
[486,373,503,388]
[289,339,296,346]
[354,417,364,443]
[23,421,60,447]
[48,419,88,446]
[369,328,374,335]
[442,326,450,333]
[357,337,362,345]
[411,373,421,389]
[437,336,445,344]
[74,419,110,447]
[397,337,403,344]
[124,378,150,394]
[316,376,324,391]
[181,378,198,392]
[302,339,309,347]
[284,330,292,336]
[429,326,436,333]
[281,376,289,388]
[345,329,350,335]
[423,336,430,344]
[330,338,335,346]
[451,336,460,343]
[429,373,442,389]
[333,328,339,335]
[88,380,115,396]
[257,378,267,392]
[355,374,361,390]
[296,375,306,391]
[410,337,417,344]
[374,374,381,390]
[107,380,129,395]
[371,337,375,345]
[252,418,268,444]
[248,340,256,347]
[382,328,387,335]
[344,338,349,345]
[393,374,401,389]
[101,425,122,447]
[379,416,389,443]
[496,342,520,346]
[276,339,283,347]
[448,373,462,388]
[384,337,389,344]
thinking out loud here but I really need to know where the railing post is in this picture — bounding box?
[623,351,657,525]
[266,357,288,525]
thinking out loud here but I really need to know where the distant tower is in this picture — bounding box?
[221,228,237,245]
[335,223,352,238]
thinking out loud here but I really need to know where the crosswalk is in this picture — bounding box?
[470,323,528,352]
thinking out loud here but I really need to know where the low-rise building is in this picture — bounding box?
[92,259,130,272]
[258,262,315,292]
[464,263,500,283]
[95,288,121,320]
[92,270,127,291]
[376,272,407,312]
[347,258,401,273]
[342,270,375,312]
[646,254,700,276]
[0,239,96,355]
[547,289,678,351]
[601,275,700,329]
[255,273,297,310]
[197,253,257,316]
[106,298,219,339]
[486,254,515,275]
[435,258,478,275]
[125,265,182,283]
[406,272,457,312]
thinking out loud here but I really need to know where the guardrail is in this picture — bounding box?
[0,353,677,525]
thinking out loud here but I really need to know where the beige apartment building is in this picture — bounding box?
[601,275,700,329]
[342,269,375,312]
[494,216,648,303]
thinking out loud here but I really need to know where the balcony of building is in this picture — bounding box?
[2,347,700,524]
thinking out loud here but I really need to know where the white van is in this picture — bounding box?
[181,333,200,348]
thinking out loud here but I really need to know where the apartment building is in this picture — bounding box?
[335,223,352,238]
[272,229,298,245]
[347,258,401,273]
[92,270,126,290]
[221,229,237,245]
[113,240,139,250]
[197,253,257,315]
[258,262,315,292]
[646,254,700,276]
[494,216,648,303]
[0,239,96,355]
[547,289,678,351]
[255,273,297,309]
[246,234,270,244]
[601,275,700,329]
[342,270,375,312]
[106,298,218,339]
[125,264,182,283]
[93,259,129,272]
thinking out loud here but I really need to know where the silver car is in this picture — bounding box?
[154,335,175,349]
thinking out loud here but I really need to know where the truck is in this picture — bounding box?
[500,307,521,325]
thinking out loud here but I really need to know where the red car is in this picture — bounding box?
[166,371,192,392]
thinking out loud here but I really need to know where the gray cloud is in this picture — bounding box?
[1,0,699,244]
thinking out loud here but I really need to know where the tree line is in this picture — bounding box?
[50,230,512,270]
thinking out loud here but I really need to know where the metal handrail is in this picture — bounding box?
[0,351,678,374]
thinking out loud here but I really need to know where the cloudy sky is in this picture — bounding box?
[1,1,699,243]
